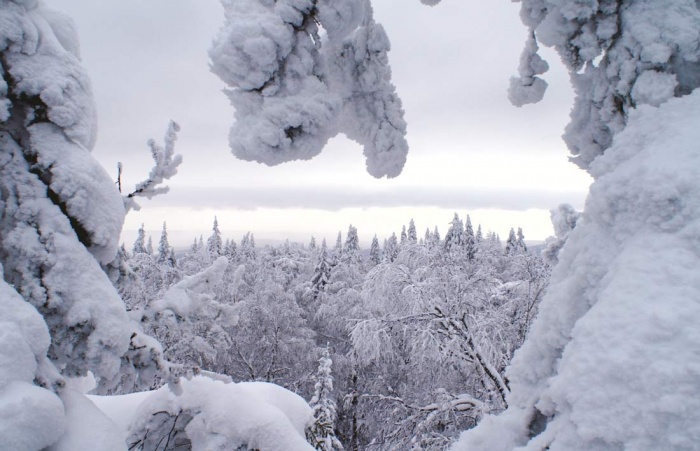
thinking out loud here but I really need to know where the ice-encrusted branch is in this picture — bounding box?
[123,121,183,213]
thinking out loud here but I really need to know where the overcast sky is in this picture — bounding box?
[51,0,591,247]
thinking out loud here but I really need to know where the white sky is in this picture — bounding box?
[51,0,592,248]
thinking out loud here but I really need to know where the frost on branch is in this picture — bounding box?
[123,120,183,213]
[508,33,549,107]
[510,0,700,170]
[210,0,408,178]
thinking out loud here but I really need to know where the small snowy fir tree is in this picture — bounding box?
[207,216,223,257]
[146,236,154,255]
[464,215,476,261]
[444,213,464,253]
[307,347,343,451]
[407,218,418,244]
[312,240,333,296]
[157,222,171,265]
[133,223,148,254]
[383,233,399,262]
[504,228,518,255]
[369,235,381,266]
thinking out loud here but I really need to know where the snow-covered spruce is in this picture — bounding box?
[307,347,343,451]
[0,0,168,398]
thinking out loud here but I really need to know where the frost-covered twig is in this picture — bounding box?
[123,121,183,213]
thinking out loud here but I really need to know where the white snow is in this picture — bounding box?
[48,389,126,451]
[452,86,700,451]
[91,377,315,451]
[210,0,408,178]
[0,272,65,451]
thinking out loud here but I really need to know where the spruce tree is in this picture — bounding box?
[444,213,464,253]
[307,347,343,451]
[311,240,332,296]
[407,219,417,244]
[207,216,223,257]
[157,222,171,265]
[516,227,527,253]
[464,215,476,261]
[384,233,399,262]
[505,228,518,255]
[369,235,381,266]
[133,224,147,254]
[146,236,154,255]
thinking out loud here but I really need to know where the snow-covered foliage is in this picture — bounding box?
[114,213,548,449]
[453,85,700,451]
[451,2,700,449]
[123,121,183,213]
[0,0,166,397]
[145,256,236,371]
[209,0,408,178]
[307,348,343,451]
[92,377,314,451]
[509,0,700,170]
[0,269,65,450]
[508,34,548,107]
[349,223,549,449]
[542,203,580,264]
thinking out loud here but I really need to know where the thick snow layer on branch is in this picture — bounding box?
[511,0,700,170]
[91,377,314,451]
[452,86,700,451]
[210,0,408,178]
[150,256,229,318]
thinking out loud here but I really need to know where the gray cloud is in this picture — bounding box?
[162,185,586,212]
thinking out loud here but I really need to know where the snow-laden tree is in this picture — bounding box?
[144,256,236,373]
[224,257,316,388]
[407,218,417,244]
[0,0,168,400]
[382,232,399,262]
[312,239,333,297]
[133,223,147,254]
[504,228,518,255]
[239,231,256,261]
[207,216,223,257]
[349,228,549,449]
[444,212,464,254]
[307,347,344,451]
[464,214,476,261]
[452,1,700,450]
[209,0,408,178]
[369,234,381,266]
[342,224,361,264]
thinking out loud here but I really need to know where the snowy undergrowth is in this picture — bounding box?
[452,86,700,451]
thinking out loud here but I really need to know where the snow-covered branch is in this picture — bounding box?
[123,120,183,212]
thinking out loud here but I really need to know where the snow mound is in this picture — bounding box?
[0,271,65,450]
[91,377,314,451]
